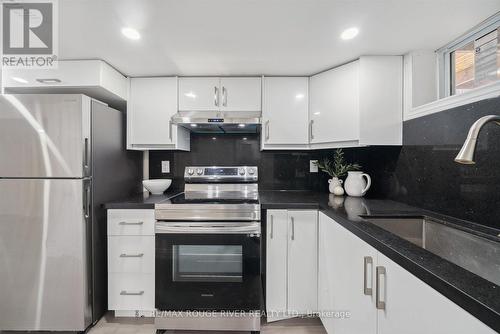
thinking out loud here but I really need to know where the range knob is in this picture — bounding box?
[248,168,256,175]
[238,168,246,175]
[187,168,194,175]
[196,168,204,175]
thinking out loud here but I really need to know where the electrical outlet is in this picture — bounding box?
[310,160,318,173]
[161,161,170,173]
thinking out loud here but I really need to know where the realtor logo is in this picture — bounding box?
[2,0,58,68]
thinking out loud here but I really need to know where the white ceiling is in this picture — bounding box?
[59,0,500,77]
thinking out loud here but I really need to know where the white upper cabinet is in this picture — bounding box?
[220,77,261,112]
[2,60,128,110]
[128,77,189,151]
[178,77,220,111]
[309,56,402,149]
[309,61,360,147]
[178,77,261,112]
[359,56,403,146]
[261,77,309,149]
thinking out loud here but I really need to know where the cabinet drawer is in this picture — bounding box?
[108,236,155,274]
[108,273,154,311]
[107,209,155,236]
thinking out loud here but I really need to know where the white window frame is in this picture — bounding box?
[437,12,500,99]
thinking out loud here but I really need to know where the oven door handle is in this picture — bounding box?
[155,222,261,235]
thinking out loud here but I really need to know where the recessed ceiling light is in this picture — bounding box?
[340,27,359,40]
[12,77,28,84]
[190,124,197,127]
[238,124,245,128]
[121,27,141,40]
[243,137,248,140]
[212,137,216,140]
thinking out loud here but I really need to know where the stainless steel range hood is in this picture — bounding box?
[171,111,261,134]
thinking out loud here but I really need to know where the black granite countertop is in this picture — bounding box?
[259,190,500,332]
[104,189,183,209]
[105,190,500,331]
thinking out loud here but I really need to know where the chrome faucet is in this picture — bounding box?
[455,115,500,164]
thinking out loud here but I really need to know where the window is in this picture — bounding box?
[438,13,500,97]
[451,28,499,95]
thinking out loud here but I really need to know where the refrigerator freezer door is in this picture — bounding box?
[0,178,92,331]
[0,94,90,178]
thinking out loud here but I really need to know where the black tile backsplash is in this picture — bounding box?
[150,95,500,229]
[390,96,500,229]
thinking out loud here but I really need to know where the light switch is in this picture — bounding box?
[310,160,318,173]
[161,161,170,173]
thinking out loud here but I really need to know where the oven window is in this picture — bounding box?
[172,245,243,282]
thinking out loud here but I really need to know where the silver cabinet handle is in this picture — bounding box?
[120,253,144,258]
[363,256,373,296]
[290,216,295,240]
[270,215,274,239]
[214,86,219,107]
[376,266,386,310]
[119,221,144,225]
[265,120,270,141]
[309,120,314,140]
[36,78,62,83]
[222,86,227,107]
[120,290,144,296]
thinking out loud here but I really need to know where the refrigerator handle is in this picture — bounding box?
[84,138,90,174]
[83,183,91,220]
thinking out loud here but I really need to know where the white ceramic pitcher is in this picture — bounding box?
[344,171,371,197]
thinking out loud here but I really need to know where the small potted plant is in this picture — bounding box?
[316,149,361,195]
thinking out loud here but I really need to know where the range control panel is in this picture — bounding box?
[184,166,258,182]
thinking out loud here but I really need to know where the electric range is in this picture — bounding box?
[154,166,262,333]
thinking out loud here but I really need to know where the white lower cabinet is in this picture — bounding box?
[266,209,318,321]
[107,209,155,316]
[376,252,494,334]
[318,212,496,334]
[318,213,377,334]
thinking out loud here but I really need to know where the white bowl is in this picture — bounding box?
[142,179,172,195]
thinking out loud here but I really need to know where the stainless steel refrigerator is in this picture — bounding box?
[0,94,142,331]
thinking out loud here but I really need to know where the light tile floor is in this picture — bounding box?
[88,313,327,334]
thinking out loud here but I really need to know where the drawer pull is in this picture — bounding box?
[120,290,144,296]
[120,253,144,258]
[118,221,144,225]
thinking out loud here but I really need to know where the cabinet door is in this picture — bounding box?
[266,210,289,321]
[220,77,261,112]
[377,253,495,334]
[359,56,402,145]
[319,213,377,334]
[129,77,177,146]
[309,61,359,145]
[262,77,309,147]
[178,77,220,111]
[288,210,318,315]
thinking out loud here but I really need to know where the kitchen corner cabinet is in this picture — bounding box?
[318,213,495,334]
[266,209,318,321]
[127,77,190,151]
[309,56,402,149]
[261,77,309,150]
[107,209,156,317]
[178,77,261,112]
[318,213,377,334]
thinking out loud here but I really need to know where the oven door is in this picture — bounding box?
[155,222,261,311]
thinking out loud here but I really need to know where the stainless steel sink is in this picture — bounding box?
[361,216,500,286]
